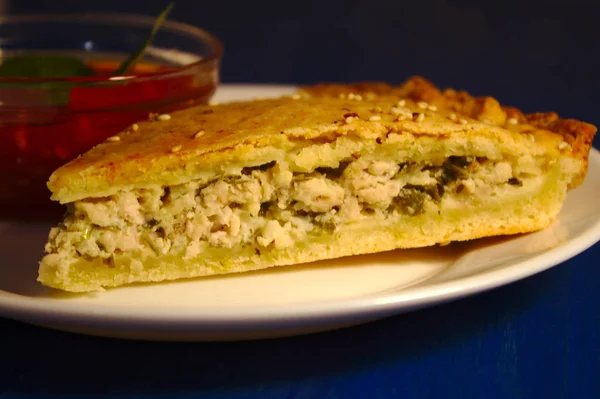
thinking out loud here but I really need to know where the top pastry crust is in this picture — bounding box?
[299,76,597,188]
[47,76,596,203]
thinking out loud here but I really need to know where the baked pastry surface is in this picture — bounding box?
[39,77,597,292]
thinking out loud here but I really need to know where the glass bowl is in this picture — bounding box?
[0,13,223,220]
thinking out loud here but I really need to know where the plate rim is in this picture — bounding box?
[1,84,599,328]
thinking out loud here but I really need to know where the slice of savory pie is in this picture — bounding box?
[39,77,597,292]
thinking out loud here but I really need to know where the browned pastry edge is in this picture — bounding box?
[300,76,597,188]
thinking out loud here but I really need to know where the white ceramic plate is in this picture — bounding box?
[1,85,599,341]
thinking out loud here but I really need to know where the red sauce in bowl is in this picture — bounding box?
[0,61,217,221]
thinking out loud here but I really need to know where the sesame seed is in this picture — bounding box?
[193,130,205,139]
[448,113,457,121]
[558,141,571,150]
[372,106,382,113]
[413,113,425,123]
[171,145,182,153]
[291,94,301,100]
[397,99,406,107]
[528,134,535,142]
[417,101,428,109]
[391,107,402,116]
[428,105,438,111]
[369,115,382,121]
[345,116,356,123]
[338,93,347,99]
[131,123,139,132]
[107,136,120,142]
[458,118,468,125]
[348,93,356,100]
[395,109,412,119]
[354,94,363,101]
[156,114,171,121]
[507,117,518,125]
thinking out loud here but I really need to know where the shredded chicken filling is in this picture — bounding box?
[45,156,529,264]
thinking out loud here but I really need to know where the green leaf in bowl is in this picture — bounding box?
[0,54,94,78]
[0,55,95,107]
[114,2,175,75]
[0,2,174,107]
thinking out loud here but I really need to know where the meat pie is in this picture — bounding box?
[39,77,597,292]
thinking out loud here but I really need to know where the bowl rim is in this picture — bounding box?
[0,12,223,83]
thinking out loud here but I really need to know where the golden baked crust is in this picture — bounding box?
[48,77,596,203]
[299,76,597,188]
[39,77,597,292]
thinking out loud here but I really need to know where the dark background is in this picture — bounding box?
[9,0,600,148]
